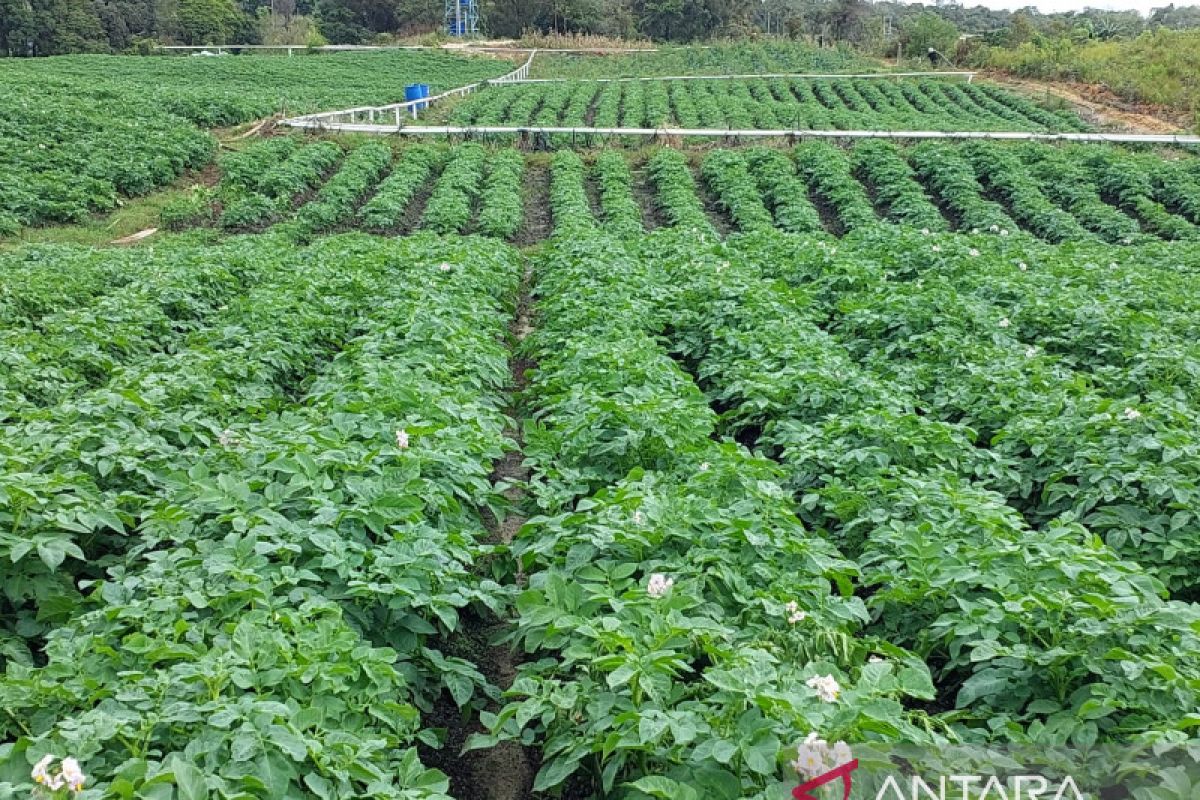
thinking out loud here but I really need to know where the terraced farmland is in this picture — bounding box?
[3,43,1200,800]
[161,137,1198,245]
[441,77,1086,132]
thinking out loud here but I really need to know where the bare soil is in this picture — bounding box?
[398,167,440,236]
[808,187,845,237]
[631,161,664,231]
[515,164,552,245]
[582,169,605,222]
[986,73,1186,134]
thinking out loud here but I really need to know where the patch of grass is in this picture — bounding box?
[1,179,211,250]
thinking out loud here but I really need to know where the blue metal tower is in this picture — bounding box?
[445,0,479,36]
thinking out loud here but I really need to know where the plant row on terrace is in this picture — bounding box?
[443,77,1085,133]
[0,232,523,799]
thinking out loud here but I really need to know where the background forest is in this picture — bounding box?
[1,0,1198,121]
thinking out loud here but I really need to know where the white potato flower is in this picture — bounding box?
[807,674,842,703]
[646,573,674,598]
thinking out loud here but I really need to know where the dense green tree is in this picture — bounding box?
[176,0,247,42]
[94,0,157,49]
[1150,3,1200,30]
[32,0,109,52]
[0,0,37,55]
[900,10,957,59]
[314,0,373,42]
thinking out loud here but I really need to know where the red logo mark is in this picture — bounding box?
[793,759,859,800]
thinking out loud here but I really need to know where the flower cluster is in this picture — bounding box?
[217,428,240,448]
[998,317,1011,329]
[646,573,673,598]
[807,674,841,703]
[395,428,410,449]
[1123,407,1142,421]
[438,262,453,272]
[791,733,853,781]
[32,755,85,794]
[784,600,807,625]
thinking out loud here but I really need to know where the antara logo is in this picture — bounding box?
[793,759,859,800]
[873,775,1087,800]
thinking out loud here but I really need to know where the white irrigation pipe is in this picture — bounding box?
[468,46,658,53]
[504,70,977,84]
[286,50,535,125]
[279,121,1200,145]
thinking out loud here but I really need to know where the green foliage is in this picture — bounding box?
[976,28,1200,115]
[851,140,946,231]
[447,76,1089,133]
[0,232,522,799]
[548,149,597,238]
[646,148,712,234]
[421,143,485,234]
[795,141,879,233]
[291,140,393,236]
[529,42,871,78]
[746,147,823,234]
[0,50,507,229]
[700,149,774,233]
[358,144,442,230]
[177,0,250,45]
[476,149,526,239]
[217,140,343,229]
[159,184,217,230]
[594,149,644,238]
[900,11,958,59]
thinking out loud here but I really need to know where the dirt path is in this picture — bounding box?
[986,73,1185,134]
[515,162,552,245]
[631,160,664,231]
[419,260,537,800]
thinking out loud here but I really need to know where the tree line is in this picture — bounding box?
[2,0,1199,55]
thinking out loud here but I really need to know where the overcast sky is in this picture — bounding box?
[908,0,1196,15]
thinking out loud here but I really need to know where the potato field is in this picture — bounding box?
[1,41,1199,800]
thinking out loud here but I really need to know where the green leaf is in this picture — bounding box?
[742,732,781,775]
[170,760,208,800]
[268,725,308,761]
[626,776,700,800]
[532,752,585,792]
[606,662,637,688]
[303,773,332,800]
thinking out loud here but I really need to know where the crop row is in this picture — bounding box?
[1,233,523,799]
[479,218,939,797]
[0,240,276,422]
[443,77,1087,133]
[167,140,1200,246]
[593,150,644,238]
[358,144,443,231]
[0,50,509,235]
[216,140,344,230]
[637,228,1200,746]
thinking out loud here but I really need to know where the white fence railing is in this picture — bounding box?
[282,49,535,129]
[277,122,1200,146]
[503,70,978,84]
